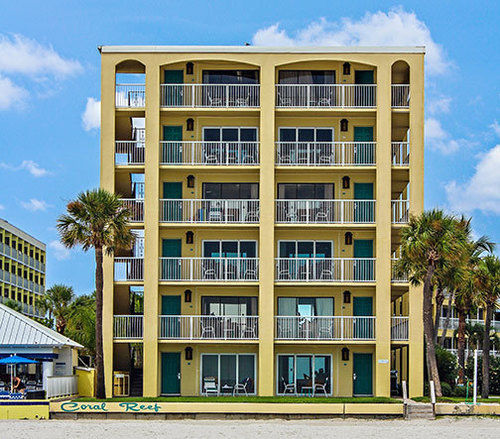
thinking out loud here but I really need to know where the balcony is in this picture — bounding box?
[391,141,410,166]
[115,141,145,166]
[391,259,408,283]
[115,84,145,108]
[159,199,259,224]
[114,257,144,282]
[391,85,410,108]
[160,141,259,166]
[160,84,260,108]
[121,199,144,222]
[159,257,259,282]
[438,317,500,332]
[113,315,143,339]
[275,316,375,341]
[392,200,410,224]
[275,258,375,282]
[276,141,376,166]
[391,317,409,341]
[158,315,259,340]
[276,200,375,224]
[275,84,376,108]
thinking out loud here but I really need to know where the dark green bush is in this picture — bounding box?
[440,381,453,396]
[435,345,458,386]
[465,355,500,396]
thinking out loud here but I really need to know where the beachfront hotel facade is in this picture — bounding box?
[0,218,46,317]
[100,45,425,398]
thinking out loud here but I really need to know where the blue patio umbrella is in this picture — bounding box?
[0,355,38,393]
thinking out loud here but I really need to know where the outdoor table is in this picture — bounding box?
[301,386,314,397]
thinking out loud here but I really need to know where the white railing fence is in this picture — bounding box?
[116,84,146,108]
[438,317,500,331]
[160,257,259,281]
[391,258,408,283]
[391,141,410,166]
[115,141,145,165]
[276,141,376,166]
[113,315,144,339]
[159,199,259,223]
[275,258,375,282]
[160,84,260,107]
[158,315,259,340]
[275,316,375,340]
[46,375,78,399]
[392,200,410,224]
[276,84,376,108]
[160,141,259,165]
[114,257,144,281]
[391,85,410,108]
[121,199,144,222]
[276,199,375,224]
[391,317,409,340]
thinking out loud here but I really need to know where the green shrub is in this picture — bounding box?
[465,355,500,395]
[440,381,453,396]
[453,384,469,398]
[435,345,458,386]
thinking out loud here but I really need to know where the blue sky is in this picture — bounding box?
[0,1,499,294]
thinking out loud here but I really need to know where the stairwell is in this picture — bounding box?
[130,369,143,397]
[406,402,435,420]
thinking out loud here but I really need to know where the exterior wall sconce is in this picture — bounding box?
[186,118,194,131]
[185,346,193,361]
[343,290,351,304]
[343,62,351,75]
[341,347,350,361]
[340,119,349,132]
[186,62,194,75]
[184,289,192,303]
[187,175,195,188]
[186,231,194,244]
[344,232,353,245]
[342,176,350,189]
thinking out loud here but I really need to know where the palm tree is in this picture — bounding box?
[57,189,134,399]
[395,209,469,397]
[66,292,96,358]
[35,284,75,334]
[476,255,500,398]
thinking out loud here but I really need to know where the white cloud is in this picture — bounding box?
[82,98,101,131]
[49,240,71,261]
[428,96,451,115]
[0,160,49,177]
[252,8,449,75]
[0,74,27,109]
[20,198,50,211]
[446,144,500,215]
[425,117,468,155]
[490,120,500,137]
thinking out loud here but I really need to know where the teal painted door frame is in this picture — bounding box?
[353,353,373,396]
[353,239,374,281]
[353,296,374,339]
[354,183,374,223]
[161,239,182,280]
[162,182,183,222]
[162,126,183,164]
[161,352,181,394]
[161,296,182,338]
[353,126,374,164]
[163,70,183,106]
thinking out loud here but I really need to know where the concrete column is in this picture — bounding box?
[143,61,161,397]
[258,60,275,396]
[100,56,116,398]
[374,61,392,397]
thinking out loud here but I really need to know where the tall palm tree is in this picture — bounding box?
[395,209,469,397]
[476,255,500,398]
[57,189,134,399]
[35,284,75,334]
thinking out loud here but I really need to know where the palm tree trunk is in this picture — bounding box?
[439,290,455,346]
[481,304,493,399]
[423,264,442,397]
[457,309,467,384]
[95,246,105,399]
[434,286,444,343]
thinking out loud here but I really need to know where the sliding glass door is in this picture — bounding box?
[277,354,332,395]
[201,353,256,394]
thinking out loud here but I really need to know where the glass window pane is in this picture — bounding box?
[221,241,238,257]
[298,129,314,142]
[240,241,256,257]
[203,128,220,141]
[316,129,333,142]
[221,183,239,199]
[279,128,296,142]
[220,355,237,392]
[314,356,330,392]
[203,183,220,199]
[297,184,314,199]
[297,242,314,257]
[278,355,295,393]
[315,242,332,258]
[278,297,297,316]
[203,241,220,257]
[238,355,255,392]
[296,356,312,393]
[202,355,219,389]
[279,241,296,258]
[222,128,239,141]
[316,298,334,316]
[240,128,257,141]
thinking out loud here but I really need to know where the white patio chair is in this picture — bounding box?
[233,377,250,396]
[315,208,330,222]
[200,319,216,338]
[281,377,296,395]
[314,377,329,396]
[203,377,219,396]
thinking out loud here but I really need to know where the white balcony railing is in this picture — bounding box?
[160,257,259,282]
[275,258,375,282]
[160,141,259,166]
[276,200,375,224]
[115,141,145,165]
[159,199,259,223]
[391,141,410,166]
[121,199,144,222]
[276,141,376,166]
[391,258,408,283]
[439,317,500,332]
[160,84,260,108]
[275,316,375,340]
[158,315,259,340]
[391,85,410,108]
[46,375,78,399]
[113,315,144,339]
[392,200,410,224]
[114,257,144,281]
[276,84,376,108]
[115,84,145,108]
[391,317,409,341]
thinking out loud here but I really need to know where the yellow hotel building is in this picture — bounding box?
[100,46,425,399]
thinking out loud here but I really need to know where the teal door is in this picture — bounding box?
[353,126,374,164]
[353,353,373,396]
[163,70,184,106]
[162,125,183,164]
[161,239,182,280]
[353,239,373,281]
[354,71,375,107]
[161,295,182,338]
[354,71,374,84]
[162,182,183,222]
[354,183,374,223]
[161,352,181,394]
[353,297,373,339]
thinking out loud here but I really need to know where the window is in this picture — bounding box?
[203,127,258,142]
[202,70,259,84]
[279,127,334,143]
[277,354,331,394]
[40,254,44,263]
[202,183,259,199]
[277,297,334,316]
[277,183,334,200]
[202,296,258,316]
[201,354,256,394]
[278,70,335,84]
[278,241,332,258]
[5,237,9,246]
[18,243,22,251]
[203,241,257,258]
[29,249,33,258]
